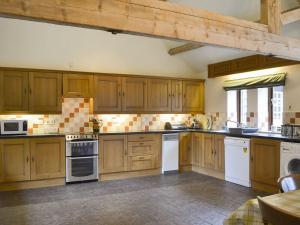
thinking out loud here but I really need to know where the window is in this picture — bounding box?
[257,86,283,131]
[227,89,247,127]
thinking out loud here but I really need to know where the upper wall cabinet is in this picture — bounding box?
[182,81,204,113]
[0,70,62,114]
[171,80,183,112]
[29,72,62,113]
[63,73,93,98]
[147,79,172,112]
[0,70,29,113]
[94,75,122,113]
[122,77,147,112]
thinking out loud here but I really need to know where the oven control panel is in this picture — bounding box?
[65,134,98,141]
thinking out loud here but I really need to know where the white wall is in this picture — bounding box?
[205,64,300,113]
[0,17,198,78]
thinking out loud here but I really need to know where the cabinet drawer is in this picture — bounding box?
[127,134,159,142]
[128,155,156,171]
[128,141,156,156]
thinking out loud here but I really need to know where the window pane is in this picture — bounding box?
[227,90,237,127]
[240,90,247,126]
[272,86,283,128]
[258,88,269,131]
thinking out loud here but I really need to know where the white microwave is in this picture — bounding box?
[0,120,28,135]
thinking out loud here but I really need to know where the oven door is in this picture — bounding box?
[66,156,99,183]
[66,140,98,157]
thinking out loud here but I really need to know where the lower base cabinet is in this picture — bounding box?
[0,137,65,184]
[99,134,161,174]
[250,138,280,193]
[99,135,128,174]
[179,132,192,168]
[30,138,65,180]
[192,133,225,174]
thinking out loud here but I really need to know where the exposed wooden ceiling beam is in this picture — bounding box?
[281,7,300,25]
[168,43,204,55]
[260,0,281,34]
[0,0,299,60]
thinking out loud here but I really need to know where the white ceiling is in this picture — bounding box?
[163,0,300,74]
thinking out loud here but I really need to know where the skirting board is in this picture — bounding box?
[100,169,161,181]
[0,178,65,192]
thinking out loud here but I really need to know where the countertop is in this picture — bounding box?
[1,129,300,143]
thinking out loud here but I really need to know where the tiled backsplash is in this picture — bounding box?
[1,98,298,134]
[0,98,200,134]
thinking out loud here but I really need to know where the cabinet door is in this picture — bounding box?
[213,135,225,172]
[250,138,280,188]
[63,73,93,98]
[122,77,147,112]
[179,132,192,166]
[99,135,127,174]
[182,81,204,113]
[0,139,30,183]
[29,72,62,113]
[192,133,203,167]
[0,70,29,112]
[203,133,214,169]
[30,137,65,180]
[94,75,122,113]
[147,79,171,112]
[171,80,183,112]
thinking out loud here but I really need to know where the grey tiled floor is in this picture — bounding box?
[0,172,263,225]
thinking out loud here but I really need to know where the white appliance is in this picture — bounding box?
[0,120,28,135]
[280,142,300,177]
[162,133,179,174]
[225,137,251,187]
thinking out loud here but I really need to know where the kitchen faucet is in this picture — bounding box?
[225,120,244,128]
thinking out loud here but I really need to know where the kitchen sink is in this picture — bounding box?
[228,127,259,135]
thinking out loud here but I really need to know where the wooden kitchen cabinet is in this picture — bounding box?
[127,134,161,171]
[202,134,225,172]
[250,138,280,193]
[147,78,172,112]
[122,77,147,112]
[63,73,93,98]
[191,133,203,167]
[30,137,65,180]
[93,75,122,113]
[213,135,225,172]
[99,135,128,174]
[0,70,29,112]
[29,72,62,113]
[182,81,204,113]
[171,80,183,112]
[0,139,30,183]
[203,133,214,169]
[179,132,192,167]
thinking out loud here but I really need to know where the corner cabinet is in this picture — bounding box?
[63,73,93,98]
[182,80,205,113]
[93,75,122,113]
[250,138,280,193]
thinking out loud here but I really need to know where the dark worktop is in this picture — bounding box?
[1,129,300,143]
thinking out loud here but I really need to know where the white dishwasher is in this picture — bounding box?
[224,137,251,187]
[162,133,179,174]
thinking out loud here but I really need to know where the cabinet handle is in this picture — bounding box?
[123,92,125,97]
[139,142,144,145]
[250,156,254,161]
[24,88,27,94]
[29,88,32,95]
[168,93,171,97]
[138,156,145,160]
[26,156,29,163]
[172,93,175,97]
[118,92,121,97]
[32,156,34,162]
[183,94,186,98]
